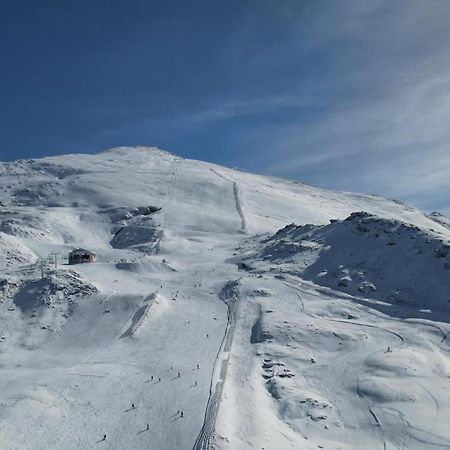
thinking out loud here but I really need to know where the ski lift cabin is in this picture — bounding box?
[68,248,97,265]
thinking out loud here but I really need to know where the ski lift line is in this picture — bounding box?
[49,251,60,268]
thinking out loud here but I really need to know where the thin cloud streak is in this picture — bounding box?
[243,1,450,213]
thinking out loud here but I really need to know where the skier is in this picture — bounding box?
[151,375,153,381]
[177,372,180,378]
[146,424,149,431]
[132,403,135,409]
[103,434,106,441]
[180,411,184,418]
[196,364,199,369]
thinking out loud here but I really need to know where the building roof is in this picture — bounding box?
[69,248,96,255]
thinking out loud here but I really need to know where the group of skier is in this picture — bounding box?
[100,363,202,442]
[101,404,151,442]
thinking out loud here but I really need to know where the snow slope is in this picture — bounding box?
[0,146,448,450]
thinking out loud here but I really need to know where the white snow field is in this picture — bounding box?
[0,146,448,450]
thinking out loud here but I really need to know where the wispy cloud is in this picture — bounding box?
[229,1,450,213]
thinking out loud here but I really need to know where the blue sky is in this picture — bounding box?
[0,1,449,214]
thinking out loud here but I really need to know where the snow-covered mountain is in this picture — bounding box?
[0,146,449,450]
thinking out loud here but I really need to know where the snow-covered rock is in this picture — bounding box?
[241,211,450,320]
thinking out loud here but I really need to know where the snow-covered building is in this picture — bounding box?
[68,248,96,265]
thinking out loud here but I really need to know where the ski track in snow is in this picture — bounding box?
[210,168,247,234]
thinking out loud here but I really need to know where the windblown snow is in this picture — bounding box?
[0,146,449,450]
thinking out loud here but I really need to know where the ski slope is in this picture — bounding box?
[0,146,448,449]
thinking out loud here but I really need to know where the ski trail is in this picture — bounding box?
[120,293,157,338]
[232,181,247,234]
[100,291,116,304]
[193,280,239,450]
[283,277,408,448]
[210,168,247,234]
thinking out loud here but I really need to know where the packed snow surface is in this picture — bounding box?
[0,146,449,450]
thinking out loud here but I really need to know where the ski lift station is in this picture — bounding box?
[68,248,97,265]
